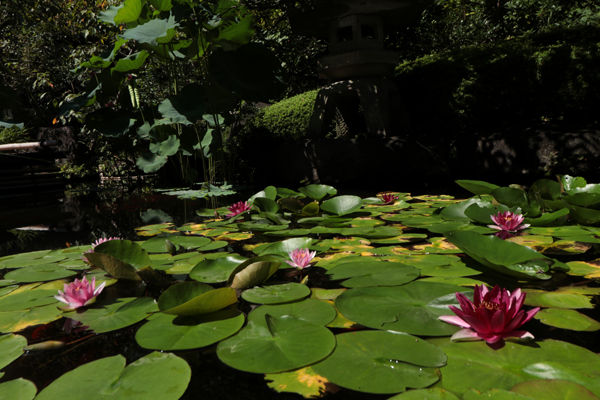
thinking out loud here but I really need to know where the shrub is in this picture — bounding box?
[394,26,600,135]
[0,125,31,145]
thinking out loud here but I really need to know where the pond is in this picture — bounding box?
[1,177,600,400]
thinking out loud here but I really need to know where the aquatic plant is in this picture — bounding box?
[488,211,530,232]
[285,248,316,269]
[225,201,252,218]
[54,276,106,310]
[439,284,540,344]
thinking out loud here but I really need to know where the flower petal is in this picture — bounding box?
[450,328,484,342]
[438,315,472,329]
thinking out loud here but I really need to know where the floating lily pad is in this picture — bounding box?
[0,334,26,370]
[0,379,36,400]
[0,281,63,312]
[298,184,337,201]
[534,308,600,331]
[0,303,63,333]
[65,297,158,333]
[265,367,333,398]
[227,256,281,289]
[327,260,419,288]
[217,315,336,374]
[158,281,237,315]
[242,283,311,304]
[189,255,247,283]
[429,338,600,397]
[247,298,336,326]
[34,352,190,400]
[4,264,77,283]
[312,331,446,394]
[524,290,593,309]
[135,309,245,350]
[321,196,363,216]
[510,379,599,400]
[256,237,315,257]
[462,388,533,400]
[335,281,467,336]
[388,387,461,399]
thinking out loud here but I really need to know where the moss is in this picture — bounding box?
[0,125,31,145]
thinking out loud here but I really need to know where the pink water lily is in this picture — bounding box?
[380,193,399,205]
[285,248,316,269]
[55,276,106,310]
[488,211,530,232]
[439,284,540,344]
[226,201,251,218]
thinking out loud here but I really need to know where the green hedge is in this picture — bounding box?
[240,27,600,141]
[394,26,600,134]
[239,90,319,142]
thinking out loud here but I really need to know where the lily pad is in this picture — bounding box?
[0,303,63,333]
[335,281,467,336]
[429,339,600,397]
[158,281,237,315]
[312,331,446,394]
[227,256,281,289]
[298,184,337,201]
[534,308,600,331]
[242,283,311,304]
[265,367,334,399]
[216,314,336,374]
[189,255,247,283]
[510,379,599,400]
[65,297,158,333]
[524,290,593,309]
[0,334,26,370]
[321,195,363,216]
[0,379,36,400]
[247,298,336,326]
[135,309,245,350]
[0,281,63,312]
[34,352,191,400]
[4,264,77,283]
[327,260,419,288]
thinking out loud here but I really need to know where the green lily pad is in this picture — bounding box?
[217,315,336,374]
[327,260,419,287]
[0,281,62,312]
[429,339,600,397]
[34,352,190,400]
[4,264,77,283]
[140,236,182,253]
[242,283,311,304]
[524,290,593,309]
[298,184,337,201]
[94,239,153,270]
[247,298,336,326]
[321,195,363,216]
[65,297,158,333]
[189,255,247,283]
[0,378,36,400]
[312,331,446,394]
[388,388,461,399]
[135,309,245,350]
[0,303,63,333]
[462,388,533,400]
[534,308,600,331]
[455,180,500,195]
[510,379,599,400]
[227,256,281,289]
[440,198,491,222]
[0,334,26,370]
[335,281,467,336]
[158,281,237,315]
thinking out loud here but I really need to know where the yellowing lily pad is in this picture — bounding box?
[265,367,337,398]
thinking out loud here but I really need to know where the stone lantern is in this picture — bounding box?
[288,0,432,138]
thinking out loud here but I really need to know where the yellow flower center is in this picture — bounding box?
[479,300,500,311]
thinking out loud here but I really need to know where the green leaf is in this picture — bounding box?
[430,339,600,397]
[158,282,237,315]
[0,282,61,312]
[34,352,190,400]
[85,108,137,138]
[65,297,158,333]
[455,180,500,195]
[524,290,593,309]
[136,152,168,173]
[0,379,36,400]
[114,0,143,24]
[148,0,172,12]
[440,198,491,222]
[0,334,26,370]
[312,331,446,394]
[3,263,76,283]
[320,196,363,216]
[158,83,209,125]
[252,197,280,213]
[511,379,599,400]
[247,298,336,326]
[462,388,533,400]
[327,260,419,288]
[111,50,149,73]
[121,15,179,46]
[241,283,311,304]
[335,281,467,336]
[135,309,244,350]
[534,308,600,331]
[216,315,335,373]
[257,237,314,257]
[0,304,63,333]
